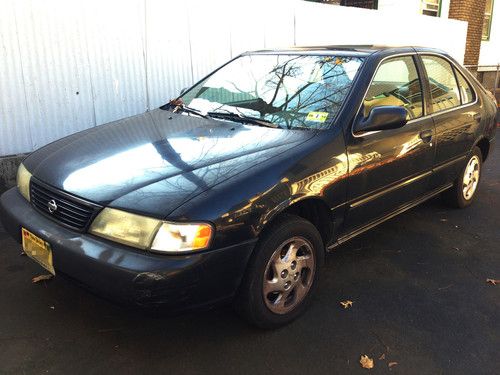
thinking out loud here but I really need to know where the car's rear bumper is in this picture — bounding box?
[0,188,256,310]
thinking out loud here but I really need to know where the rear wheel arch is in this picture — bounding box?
[474,137,490,162]
[443,146,482,208]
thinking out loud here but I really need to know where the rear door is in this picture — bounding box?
[342,55,436,234]
[418,54,482,190]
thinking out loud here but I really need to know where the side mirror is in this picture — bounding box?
[354,106,407,133]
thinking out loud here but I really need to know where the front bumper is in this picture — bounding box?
[0,188,256,310]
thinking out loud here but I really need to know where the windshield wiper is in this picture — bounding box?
[174,105,208,119]
[162,100,208,119]
[206,111,279,128]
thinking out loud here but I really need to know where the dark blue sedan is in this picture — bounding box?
[1,46,496,328]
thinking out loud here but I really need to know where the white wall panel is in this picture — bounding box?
[145,0,193,108]
[0,1,33,155]
[295,2,371,46]
[186,0,232,81]
[262,0,296,48]
[82,0,147,125]
[295,1,467,62]
[227,1,267,57]
[10,0,95,150]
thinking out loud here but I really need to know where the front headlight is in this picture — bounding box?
[17,163,32,201]
[89,208,213,253]
[151,222,213,252]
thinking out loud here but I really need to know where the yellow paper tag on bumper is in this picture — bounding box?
[306,111,329,123]
[22,228,55,275]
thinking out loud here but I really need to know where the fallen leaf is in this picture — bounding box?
[486,278,500,285]
[438,284,453,291]
[340,300,353,309]
[32,274,54,283]
[360,355,374,369]
[379,353,386,360]
[388,362,398,368]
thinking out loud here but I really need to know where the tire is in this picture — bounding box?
[443,146,482,208]
[235,214,324,329]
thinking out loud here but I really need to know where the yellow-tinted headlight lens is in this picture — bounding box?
[89,208,161,250]
[17,163,32,201]
[89,208,213,253]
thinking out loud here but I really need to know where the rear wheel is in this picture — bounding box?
[236,214,324,329]
[443,146,482,208]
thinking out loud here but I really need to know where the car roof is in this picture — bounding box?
[247,45,448,57]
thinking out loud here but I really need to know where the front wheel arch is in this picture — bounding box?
[257,197,334,248]
[235,213,325,328]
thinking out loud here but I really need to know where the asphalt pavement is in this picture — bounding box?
[0,143,498,374]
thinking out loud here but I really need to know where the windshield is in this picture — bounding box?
[179,54,364,130]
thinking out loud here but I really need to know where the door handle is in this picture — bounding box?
[419,130,433,143]
[473,113,482,122]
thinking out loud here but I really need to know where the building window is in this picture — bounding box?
[340,0,378,9]
[304,0,378,9]
[482,0,494,40]
[304,0,342,3]
[421,0,441,17]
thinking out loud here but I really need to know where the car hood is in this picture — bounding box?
[25,109,314,216]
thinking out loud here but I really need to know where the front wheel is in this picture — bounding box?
[443,146,482,208]
[236,214,324,329]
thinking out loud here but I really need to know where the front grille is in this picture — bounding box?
[30,179,101,231]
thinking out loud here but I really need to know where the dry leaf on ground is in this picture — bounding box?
[340,300,353,309]
[486,278,500,285]
[32,274,54,283]
[379,353,386,360]
[388,362,398,368]
[360,355,374,369]
[438,284,453,291]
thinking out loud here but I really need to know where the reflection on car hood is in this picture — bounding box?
[25,109,314,216]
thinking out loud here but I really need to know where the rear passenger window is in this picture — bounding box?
[363,56,423,120]
[422,56,461,112]
[455,69,475,104]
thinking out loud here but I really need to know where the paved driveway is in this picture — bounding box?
[1,143,498,374]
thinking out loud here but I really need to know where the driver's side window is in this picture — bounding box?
[363,56,423,120]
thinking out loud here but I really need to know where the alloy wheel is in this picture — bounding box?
[462,155,480,200]
[262,236,316,315]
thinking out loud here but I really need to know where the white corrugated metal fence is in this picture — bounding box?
[0,0,467,156]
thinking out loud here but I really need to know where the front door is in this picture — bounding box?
[342,55,436,234]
